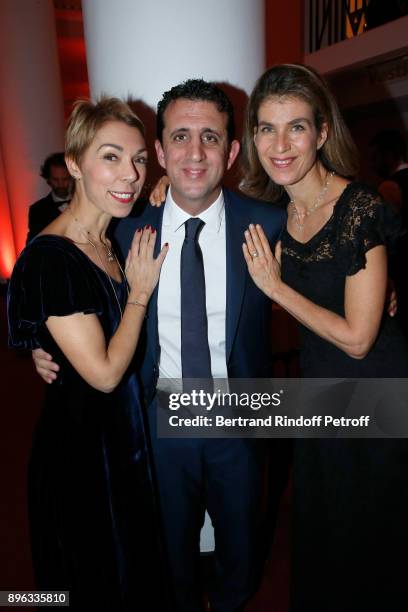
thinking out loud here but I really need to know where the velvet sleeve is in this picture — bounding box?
[335,185,402,276]
[8,238,103,350]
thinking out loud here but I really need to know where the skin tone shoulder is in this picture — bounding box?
[34,119,167,391]
[243,94,387,359]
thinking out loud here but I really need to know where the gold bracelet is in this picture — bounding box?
[127,299,147,309]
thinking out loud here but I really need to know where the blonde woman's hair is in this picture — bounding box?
[65,96,145,164]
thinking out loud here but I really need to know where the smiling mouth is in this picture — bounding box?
[183,168,206,178]
[271,158,295,168]
[109,191,136,203]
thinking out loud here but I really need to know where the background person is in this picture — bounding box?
[26,152,74,243]
[369,128,408,337]
[369,128,408,217]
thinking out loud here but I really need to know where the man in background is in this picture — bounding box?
[26,152,73,243]
[370,129,408,217]
[370,129,408,337]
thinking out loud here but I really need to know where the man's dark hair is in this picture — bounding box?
[40,152,67,180]
[370,129,407,161]
[156,78,235,143]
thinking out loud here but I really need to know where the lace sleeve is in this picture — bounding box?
[336,185,402,276]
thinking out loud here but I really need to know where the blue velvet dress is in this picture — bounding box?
[8,236,171,610]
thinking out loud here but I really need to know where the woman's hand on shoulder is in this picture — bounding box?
[149,175,170,207]
[242,224,282,299]
[125,226,168,303]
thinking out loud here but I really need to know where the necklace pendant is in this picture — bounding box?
[105,246,115,262]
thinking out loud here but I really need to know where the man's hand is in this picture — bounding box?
[32,348,59,384]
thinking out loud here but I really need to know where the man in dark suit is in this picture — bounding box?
[33,80,287,611]
[26,152,73,243]
[114,79,286,612]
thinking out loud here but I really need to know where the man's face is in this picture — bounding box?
[47,164,73,199]
[155,99,240,214]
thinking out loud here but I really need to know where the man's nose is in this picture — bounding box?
[188,138,205,161]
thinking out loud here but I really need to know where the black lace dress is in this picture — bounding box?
[8,236,171,610]
[281,183,408,611]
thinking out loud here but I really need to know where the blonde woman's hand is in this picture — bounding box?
[242,224,282,300]
[125,226,168,302]
[149,175,170,206]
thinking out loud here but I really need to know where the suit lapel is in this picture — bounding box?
[143,204,165,362]
[224,190,248,363]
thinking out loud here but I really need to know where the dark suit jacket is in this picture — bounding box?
[27,193,67,243]
[113,188,286,405]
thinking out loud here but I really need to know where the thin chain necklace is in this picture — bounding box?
[66,207,129,318]
[67,206,115,262]
[289,171,335,232]
[86,235,129,319]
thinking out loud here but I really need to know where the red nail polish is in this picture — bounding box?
[164,242,169,247]
[152,227,156,233]
[137,228,142,233]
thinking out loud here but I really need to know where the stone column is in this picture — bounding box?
[82,0,265,104]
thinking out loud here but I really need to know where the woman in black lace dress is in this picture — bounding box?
[8,98,170,609]
[240,64,408,610]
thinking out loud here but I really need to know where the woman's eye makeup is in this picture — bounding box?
[291,123,306,132]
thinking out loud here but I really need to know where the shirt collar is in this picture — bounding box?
[51,191,70,203]
[163,187,225,234]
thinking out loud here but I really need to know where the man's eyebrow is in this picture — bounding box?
[169,128,188,136]
[201,128,222,135]
[169,127,222,136]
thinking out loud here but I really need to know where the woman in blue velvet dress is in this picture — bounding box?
[241,65,408,611]
[8,98,169,610]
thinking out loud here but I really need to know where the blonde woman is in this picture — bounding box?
[8,98,170,610]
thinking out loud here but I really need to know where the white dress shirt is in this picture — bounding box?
[157,187,228,379]
[52,192,70,212]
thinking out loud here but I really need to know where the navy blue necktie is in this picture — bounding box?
[180,218,212,380]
